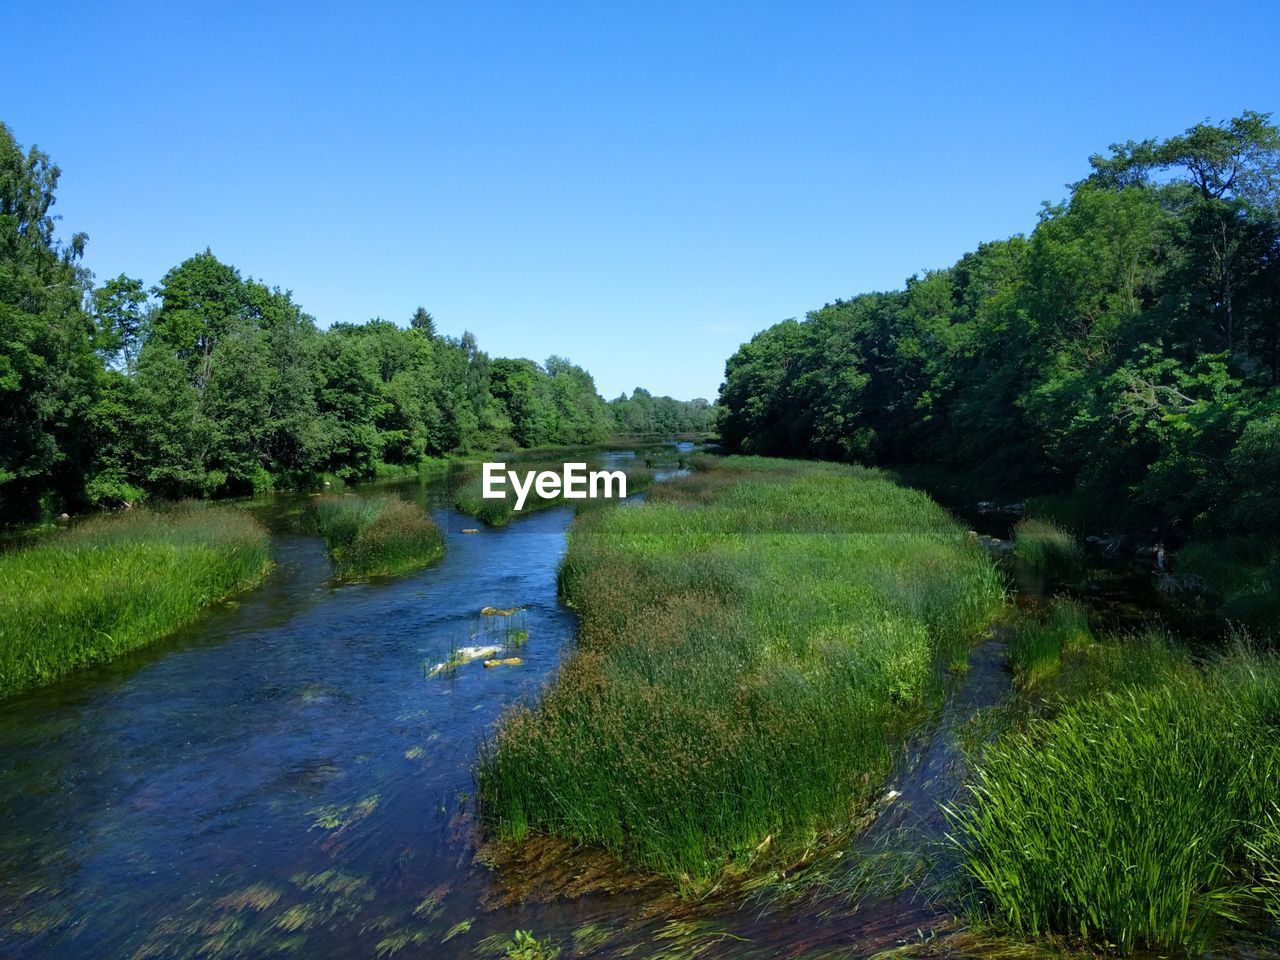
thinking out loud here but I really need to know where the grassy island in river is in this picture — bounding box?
[477,455,1004,882]
[309,494,445,579]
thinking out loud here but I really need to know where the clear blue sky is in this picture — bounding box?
[5,2,1278,400]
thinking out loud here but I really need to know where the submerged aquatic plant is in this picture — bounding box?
[478,455,1004,883]
[475,929,561,960]
[0,502,271,698]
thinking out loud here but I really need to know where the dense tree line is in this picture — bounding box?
[718,112,1280,540]
[607,388,714,435]
[0,122,656,522]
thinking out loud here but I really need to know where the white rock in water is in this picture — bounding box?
[427,645,503,677]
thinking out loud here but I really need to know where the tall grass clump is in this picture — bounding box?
[947,650,1280,953]
[310,495,443,579]
[0,504,271,698]
[1011,518,1083,594]
[477,455,1004,883]
[1007,601,1091,687]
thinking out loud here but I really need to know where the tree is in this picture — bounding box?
[0,122,98,517]
[410,306,436,338]
[93,274,148,373]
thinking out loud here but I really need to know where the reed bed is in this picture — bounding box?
[310,495,444,579]
[947,648,1280,953]
[0,503,270,698]
[477,455,1004,882]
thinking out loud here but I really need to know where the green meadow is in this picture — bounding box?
[477,455,1004,882]
[309,495,444,579]
[0,504,270,698]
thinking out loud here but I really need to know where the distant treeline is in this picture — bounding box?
[607,388,714,436]
[0,122,709,522]
[718,111,1280,540]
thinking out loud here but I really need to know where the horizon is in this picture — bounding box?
[5,0,1279,400]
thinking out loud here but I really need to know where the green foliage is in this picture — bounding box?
[0,504,270,697]
[477,456,1004,882]
[1175,538,1280,636]
[0,121,700,523]
[0,121,97,520]
[716,111,1280,540]
[607,387,715,435]
[309,495,444,579]
[1007,601,1091,687]
[947,650,1280,953]
[501,930,560,960]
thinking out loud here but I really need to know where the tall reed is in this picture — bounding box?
[310,495,444,579]
[1011,518,1082,594]
[0,503,271,698]
[477,455,1004,882]
[947,649,1280,953]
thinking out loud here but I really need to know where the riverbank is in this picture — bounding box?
[0,503,271,699]
[888,461,1280,640]
[477,455,1004,884]
[921,501,1280,954]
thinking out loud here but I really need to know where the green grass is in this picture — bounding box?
[0,503,271,698]
[310,495,444,579]
[946,647,1280,953]
[1247,806,1280,926]
[477,455,1004,883]
[1010,518,1082,594]
[1006,601,1092,687]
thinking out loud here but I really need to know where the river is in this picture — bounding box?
[2,446,1268,960]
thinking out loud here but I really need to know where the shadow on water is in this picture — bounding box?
[2,444,1268,959]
